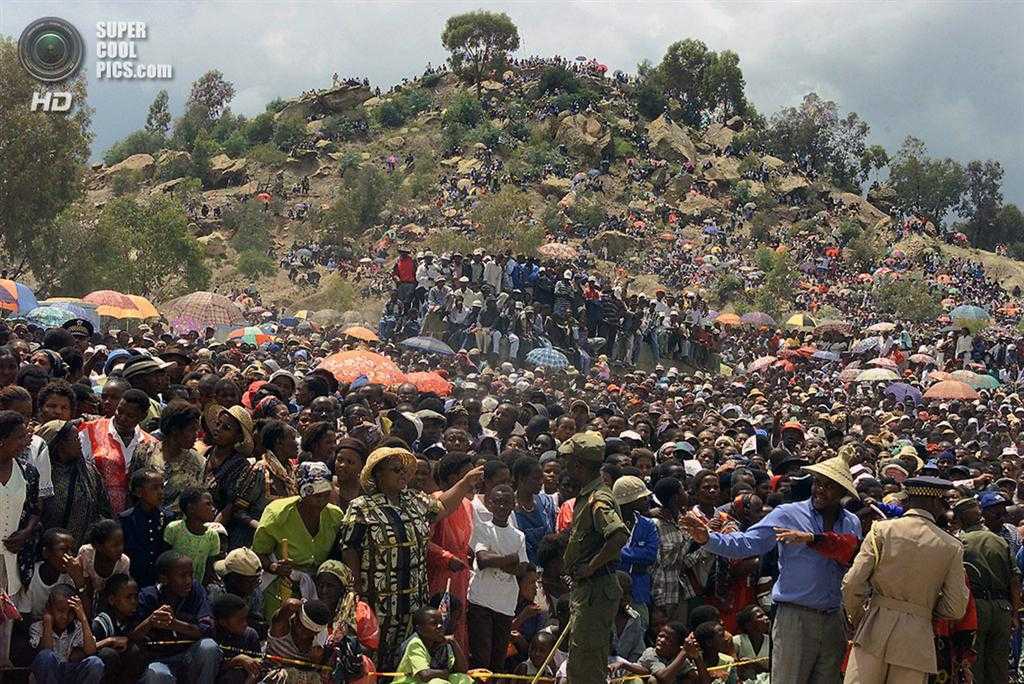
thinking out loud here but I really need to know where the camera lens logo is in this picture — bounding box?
[18,17,85,83]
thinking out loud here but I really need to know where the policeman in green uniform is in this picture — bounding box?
[559,431,629,683]
[956,492,1021,684]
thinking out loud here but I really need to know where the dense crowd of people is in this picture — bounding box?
[7,53,1024,684]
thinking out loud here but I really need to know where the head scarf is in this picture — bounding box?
[317,559,354,588]
[253,395,286,420]
[297,461,332,498]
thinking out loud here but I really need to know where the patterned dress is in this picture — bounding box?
[131,442,206,513]
[340,490,442,669]
[202,449,266,550]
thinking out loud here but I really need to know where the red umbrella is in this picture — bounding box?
[318,350,406,386]
[406,371,453,396]
[257,192,272,203]
[773,359,796,373]
[923,380,979,401]
[867,357,898,371]
[747,356,776,373]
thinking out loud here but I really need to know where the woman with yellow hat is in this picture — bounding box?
[338,446,482,670]
[202,404,266,549]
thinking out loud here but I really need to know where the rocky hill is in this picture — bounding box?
[80,61,977,317]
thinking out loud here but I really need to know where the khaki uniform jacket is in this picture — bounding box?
[842,508,969,674]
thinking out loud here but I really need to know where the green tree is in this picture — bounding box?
[763,92,871,190]
[634,59,667,120]
[958,160,1004,248]
[703,50,747,120]
[874,273,940,323]
[471,186,532,242]
[189,131,218,186]
[859,144,889,185]
[658,39,714,126]
[443,92,485,129]
[244,111,276,145]
[0,37,92,278]
[375,100,406,128]
[319,166,395,243]
[223,201,272,253]
[441,11,520,97]
[80,197,209,296]
[145,89,172,136]
[237,250,276,278]
[752,247,797,317]
[272,117,305,151]
[187,69,235,120]
[888,136,966,225]
[103,129,166,165]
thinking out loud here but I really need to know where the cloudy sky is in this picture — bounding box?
[3,1,1023,204]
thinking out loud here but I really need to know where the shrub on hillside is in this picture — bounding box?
[248,143,287,166]
[444,92,484,129]
[237,250,276,278]
[273,117,305,151]
[103,130,165,166]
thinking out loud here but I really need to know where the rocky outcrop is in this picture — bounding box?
[155,150,191,179]
[198,232,227,257]
[646,115,697,163]
[107,153,155,178]
[830,191,890,227]
[274,84,372,122]
[207,154,248,188]
[867,184,898,216]
[704,123,736,151]
[554,113,610,159]
[678,194,724,220]
[664,173,694,203]
[704,157,741,185]
[539,176,572,197]
[776,175,810,195]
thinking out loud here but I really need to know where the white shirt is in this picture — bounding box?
[79,420,145,470]
[30,619,83,663]
[0,461,26,596]
[26,436,54,499]
[20,562,74,619]
[468,519,527,616]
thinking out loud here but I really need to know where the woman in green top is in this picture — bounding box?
[252,461,344,620]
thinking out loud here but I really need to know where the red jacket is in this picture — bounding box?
[393,255,415,283]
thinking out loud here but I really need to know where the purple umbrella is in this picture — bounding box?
[883,382,922,404]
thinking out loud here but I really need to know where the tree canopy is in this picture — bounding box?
[0,36,93,278]
[441,11,520,97]
[888,136,967,225]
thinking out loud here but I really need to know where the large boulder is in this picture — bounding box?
[207,154,249,188]
[456,157,483,175]
[704,123,736,151]
[761,155,786,172]
[725,115,745,132]
[149,177,186,196]
[664,173,693,203]
[197,231,227,258]
[704,157,741,185]
[646,115,697,163]
[831,191,890,227]
[678,194,723,221]
[155,150,191,180]
[554,113,611,160]
[539,176,572,197]
[775,175,810,195]
[274,84,372,122]
[480,80,504,92]
[106,153,156,178]
[591,230,639,258]
[867,184,899,216]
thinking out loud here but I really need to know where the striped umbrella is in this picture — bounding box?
[228,326,274,346]
[161,291,246,333]
[525,347,570,369]
[0,279,39,315]
[785,312,816,328]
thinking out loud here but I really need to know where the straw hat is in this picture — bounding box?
[360,446,417,493]
[803,449,858,497]
[211,404,254,457]
[612,476,652,506]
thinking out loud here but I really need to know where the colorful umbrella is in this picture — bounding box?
[838,367,862,383]
[850,337,882,354]
[785,313,816,328]
[740,312,775,327]
[811,350,840,362]
[949,369,1000,389]
[923,380,979,401]
[949,304,990,328]
[814,320,853,336]
[161,291,246,333]
[925,370,951,383]
[342,326,380,343]
[228,326,274,346]
[525,347,570,369]
[746,356,776,373]
[400,336,456,356]
[867,357,898,371]
[318,350,406,385]
[25,306,76,328]
[856,368,899,382]
[883,382,922,404]
[0,279,39,315]
[405,371,453,396]
[257,192,272,203]
[866,322,895,333]
[39,300,101,330]
[715,313,741,326]
[908,353,936,365]
[536,243,578,261]
[83,290,157,319]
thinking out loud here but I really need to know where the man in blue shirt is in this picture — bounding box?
[683,452,861,683]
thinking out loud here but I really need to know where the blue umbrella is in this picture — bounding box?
[949,304,989,321]
[811,350,840,362]
[41,301,101,330]
[400,336,456,356]
[25,306,76,328]
[703,225,721,235]
[883,382,922,404]
[851,336,882,354]
[525,347,570,369]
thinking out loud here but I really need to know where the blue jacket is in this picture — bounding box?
[616,513,659,606]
